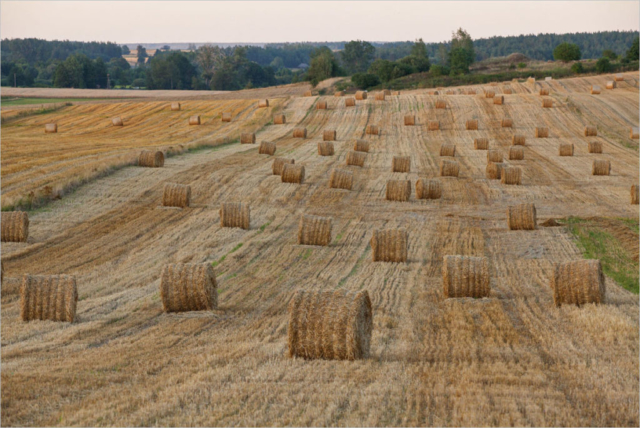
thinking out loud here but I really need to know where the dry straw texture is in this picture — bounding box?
[273,114,286,125]
[542,98,553,108]
[272,157,294,175]
[631,127,639,139]
[220,202,250,230]
[353,139,370,153]
[375,92,386,101]
[539,88,550,96]
[20,275,77,322]
[391,91,400,95]
[293,128,307,138]
[160,263,217,312]
[404,115,415,126]
[535,127,549,138]
[606,81,616,90]
[371,229,408,262]
[445,90,454,95]
[501,166,522,185]
[163,183,191,208]
[365,125,380,135]
[392,156,411,172]
[323,130,336,141]
[281,164,305,184]
[258,99,269,108]
[138,150,164,168]
[317,142,335,156]
[501,118,513,128]
[334,91,344,97]
[631,184,639,205]
[440,160,460,177]
[345,98,356,107]
[304,91,313,97]
[588,141,603,153]
[428,120,440,131]
[493,95,504,105]
[512,134,526,146]
[189,115,201,126]
[550,260,605,307]
[386,180,411,201]
[287,290,372,360]
[259,141,277,156]
[355,91,367,100]
[509,146,525,160]
[466,119,478,130]
[442,255,490,298]
[383,89,391,96]
[44,123,57,133]
[221,112,232,122]
[171,102,181,111]
[559,143,574,156]
[241,133,256,144]
[527,77,536,84]
[474,138,489,150]
[346,151,366,167]
[485,91,495,98]
[592,160,611,176]
[590,85,601,94]
[466,89,476,95]
[615,73,624,81]
[507,203,537,230]
[329,169,353,190]
[112,117,124,126]
[584,126,598,137]
[316,101,328,110]
[2,211,29,242]
[435,99,446,109]
[486,162,504,180]
[503,87,513,95]
[440,143,456,157]
[487,150,503,163]
[416,179,442,199]
[298,214,332,246]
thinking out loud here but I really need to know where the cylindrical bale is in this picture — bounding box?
[353,139,370,153]
[445,90,454,95]
[592,160,611,176]
[365,125,380,135]
[509,146,525,160]
[416,179,442,200]
[550,260,605,307]
[542,98,553,108]
[559,143,574,156]
[272,157,294,175]
[501,118,513,128]
[317,142,335,156]
[281,164,305,184]
[189,115,201,125]
[329,169,353,190]
[375,92,385,101]
[631,184,639,205]
[512,134,526,145]
[428,120,440,131]
[501,166,522,185]
[346,151,366,167]
[258,99,269,108]
[112,117,124,126]
[259,141,277,155]
[371,229,408,262]
[1,212,29,243]
[588,141,603,154]
[160,263,217,312]
[466,119,478,130]
[440,160,460,177]
[241,133,256,144]
[44,123,58,133]
[630,127,639,139]
[386,180,411,202]
[221,112,232,122]
[486,162,505,180]
[404,115,415,126]
[535,127,549,138]
[334,91,344,97]
[323,130,336,141]
[162,183,191,208]
[298,214,332,246]
[584,126,597,137]
[615,74,624,82]
[138,150,164,167]
[503,88,513,95]
[539,88,550,96]
[493,95,504,105]
[287,289,372,360]
[487,150,503,163]
[171,102,181,111]
[316,101,328,110]
[304,90,313,97]
[507,203,537,230]
[293,128,307,138]
[392,156,411,172]
[345,98,356,107]
[20,275,77,322]
[442,255,490,298]
[440,144,456,157]
[590,85,601,95]
[435,99,446,109]
[485,91,495,98]
[474,138,489,150]
[273,114,286,124]
[220,202,250,230]
[606,81,616,90]
[527,77,536,84]
[355,91,367,100]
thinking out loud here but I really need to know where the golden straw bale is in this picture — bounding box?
[221,112,232,122]
[371,229,408,262]
[630,127,639,139]
[416,179,442,199]
[527,77,536,84]
[317,142,335,156]
[353,139,370,152]
[375,92,386,101]
[273,114,286,124]
[542,98,553,108]
[509,146,525,160]
[241,133,256,144]
[584,126,597,137]
[507,203,536,230]
[631,185,639,205]
[592,160,610,176]
[220,202,250,230]
[588,141,603,154]
[435,99,447,109]
[474,138,489,150]
[44,123,58,133]
[259,141,277,156]
[501,166,522,185]
[442,255,490,298]
[386,180,411,201]
[298,215,332,246]
[346,151,366,167]
[365,125,380,135]
[431,90,440,95]
[614,74,624,82]
[304,90,313,97]
[466,119,478,130]
[559,143,574,156]
[503,87,513,94]
[316,101,328,110]
[171,102,181,111]
[512,134,526,146]
[287,289,372,360]
[258,99,269,108]
[293,128,307,138]
[590,85,601,94]
[428,120,440,131]
[606,81,616,89]
[281,164,305,184]
[493,95,504,105]
[189,115,201,125]
[1,212,29,242]
[163,183,191,208]
[138,150,164,167]
[355,91,367,100]
[535,127,549,138]
[539,88,550,96]
[272,157,294,175]
[404,115,415,126]
[160,263,217,312]
[20,275,77,322]
[550,260,605,307]
[440,143,456,156]
[501,118,513,128]
[487,150,503,163]
[486,162,505,180]
[112,117,123,126]
[445,90,454,95]
[329,169,353,190]
[392,156,411,172]
[323,130,336,141]
[440,160,460,177]
[485,90,495,98]
[345,98,356,107]
[334,91,344,97]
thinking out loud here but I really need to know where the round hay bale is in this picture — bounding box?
[298,214,332,246]
[550,260,605,307]
[345,98,356,107]
[485,90,495,98]
[20,275,77,322]
[317,142,335,156]
[371,229,408,262]
[160,263,217,312]
[588,141,603,154]
[416,179,442,199]
[353,139,370,153]
[592,159,610,176]
[435,99,447,109]
[474,138,489,150]
[304,90,313,97]
[584,126,597,137]
[501,166,522,185]
[445,90,454,95]
[273,114,286,125]
[355,91,367,100]
[440,160,460,177]
[493,95,504,105]
[163,183,191,208]
[323,130,337,141]
[630,127,639,139]
[293,128,307,138]
[631,184,639,205]
[404,115,415,126]
[287,289,372,360]
[502,118,513,128]
[346,151,366,167]
[386,180,411,202]
[365,125,380,135]
[220,112,232,123]
[220,202,250,230]
[258,99,269,108]
[486,162,504,180]
[487,150,503,163]
[375,92,386,101]
[535,127,549,138]
[112,117,124,126]
[539,88,550,96]
[507,203,536,230]
[281,164,305,184]
[614,74,624,82]
[512,135,526,146]
[392,156,411,173]
[527,77,536,84]
[466,119,478,130]
[272,157,294,175]
[605,81,616,90]
[189,115,201,126]
[559,143,574,156]
[1,212,29,243]
[334,91,344,97]
[329,168,353,190]
[440,143,456,157]
[442,255,490,298]
[44,123,58,133]
[428,120,440,131]
[542,98,553,108]
[590,85,601,95]
[138,150,164,168]
[503,87,513,95]
[509,146,525,160]
[171,102,181,111]
[316,101,328,110]
[241,133,256,144]
[259,141,277,155]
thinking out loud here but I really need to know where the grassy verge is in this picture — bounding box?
[1,103,72,125]
[1,97,111,106]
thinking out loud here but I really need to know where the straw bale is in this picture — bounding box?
[189,115,201,125]
[138,150,164,167]
[501,166,522,185]
[584,126,597,137]
[442,256,490,298]
[241,133,256,144]
[259,141,277,155]
[487,150,503,163]
[466,119,478,130]
[550,260,605,307]
[220,202,250,230]
[298,215,332,246]
[592,159,610,176]
[20,275,77,322]
[486,162,504,180]
[371,229,408,262]
[329,169,353,190]
[272,157,294,175]
[392,156,411,172]
[386,180,411,201]
[416,179,442,199]
[440,160,459,177]
[507,203,536,230]
[559,143,574,156]
[588,141,603,154]
[1,212,29,242]
[160,263,217,312]
[317,142,335,156]
[440,143,456,156]
[162,183,191,208]
[273,114,286,124]
[404,115,415,126]
[293,128,307,138]
[44,123,57,133]
[323,130,336,141]
[281,164,305,184]
[353,139,370,152]
[474,138,489,150]
[346,151,366,167]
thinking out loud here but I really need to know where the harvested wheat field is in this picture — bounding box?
[1,72,639,427]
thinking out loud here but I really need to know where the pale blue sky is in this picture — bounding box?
[1,1,638,44]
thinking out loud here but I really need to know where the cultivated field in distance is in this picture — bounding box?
[1,72,638,426]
